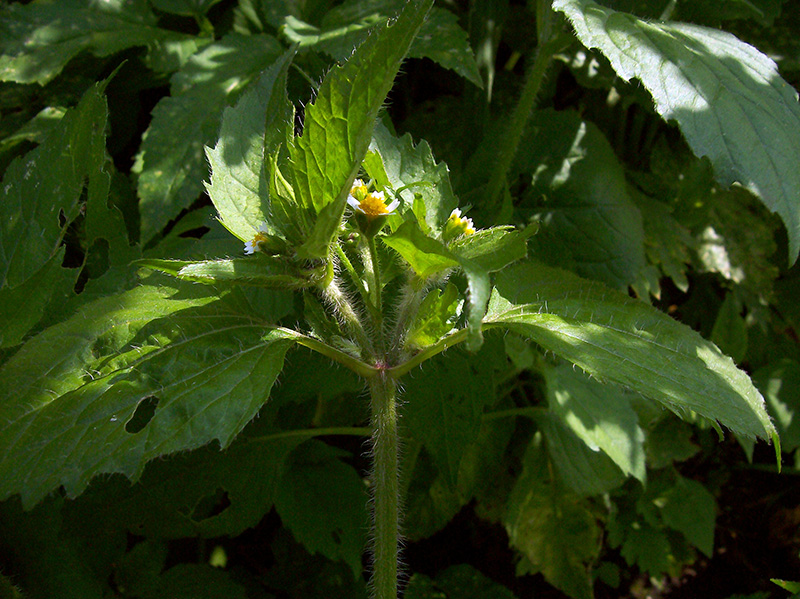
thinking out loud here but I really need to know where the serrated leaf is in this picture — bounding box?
[138,256,325,288]
[0,0,193,85]
[274,440,368,578]
[381,220,495,350]
[545,364,646,482]
[136,33,284,242]
[283,4,481,86]
[0,284,297,508]
[0,79,115,345]
[403,351,490,488]
[448,226,529,273]
[367,121,459,235]
[553,0,800,262]
[656,475,716,556]
[0,80,108,289]
[514,109,645,288]
[485,260,777,443]
[0,250,69,348]
[289,0,434,259]
[205,49,295,244]
[381,220,458,279]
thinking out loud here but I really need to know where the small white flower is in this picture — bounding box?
[348,188,400,220]
[244,222,270,255]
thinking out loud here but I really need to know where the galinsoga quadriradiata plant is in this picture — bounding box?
[0,0,790,598]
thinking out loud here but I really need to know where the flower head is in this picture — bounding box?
[347,180,399,221]
[443,208,475,242]
[244,222,270,255]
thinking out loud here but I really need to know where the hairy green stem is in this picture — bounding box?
[321,276,374,356]
[336,241,379,321]
[367,236,383,318]
[369,372,399,599]
[484,33,564,217]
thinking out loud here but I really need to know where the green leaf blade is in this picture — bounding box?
[136,33,284,242]
[289,0,434,259]
[205,49,295,244]
[0,285,297,508]
[553,0,800,262]
[0,0,191,85]
[486,261,777,442]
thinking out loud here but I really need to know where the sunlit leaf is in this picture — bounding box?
[289,0,434,259]
[205,49,295,244]
[0,284,296,507]
[545,363,646,483]
[514,109,645,289]
[553,0,800,262]
[485,260,777,443]
[0,0,193,85]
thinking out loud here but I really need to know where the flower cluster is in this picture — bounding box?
[443,208,475,242]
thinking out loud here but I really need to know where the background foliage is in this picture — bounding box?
[0,0,799,598]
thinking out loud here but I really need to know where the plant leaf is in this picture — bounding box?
[405,283,459,350]
[545,364,646,482]
[274,440,368,578]
[485,260,777,443]
[403,351,491,489]
[137,256,326,288]
[366,121,459,235]
[0,284,297,508]
[0,0,193,85]
[205,49,295,244]
[0,79,113,345]
[289,0,434,259]
[553,0,800,262]
[282,5,481,86]
[381,221,458,279]
[514,108,644,288]
[504,435,599,599]
[136,33,284,242]
[537,412,626,496]
[66,435,302,539]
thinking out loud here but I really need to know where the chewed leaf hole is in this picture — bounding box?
[125,396,159,433]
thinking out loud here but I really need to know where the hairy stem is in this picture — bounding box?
[369,372,399,599]
[484,30,565,217]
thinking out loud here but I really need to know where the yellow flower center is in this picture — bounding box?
[359,193,391,218]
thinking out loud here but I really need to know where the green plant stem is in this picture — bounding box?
[336,241,377,317]
[388,327,470,378]
[284,329,377,378]
[321,277,374,356]
[369,372,399,599]
[367,235,383,317]
[484,34,564,216]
